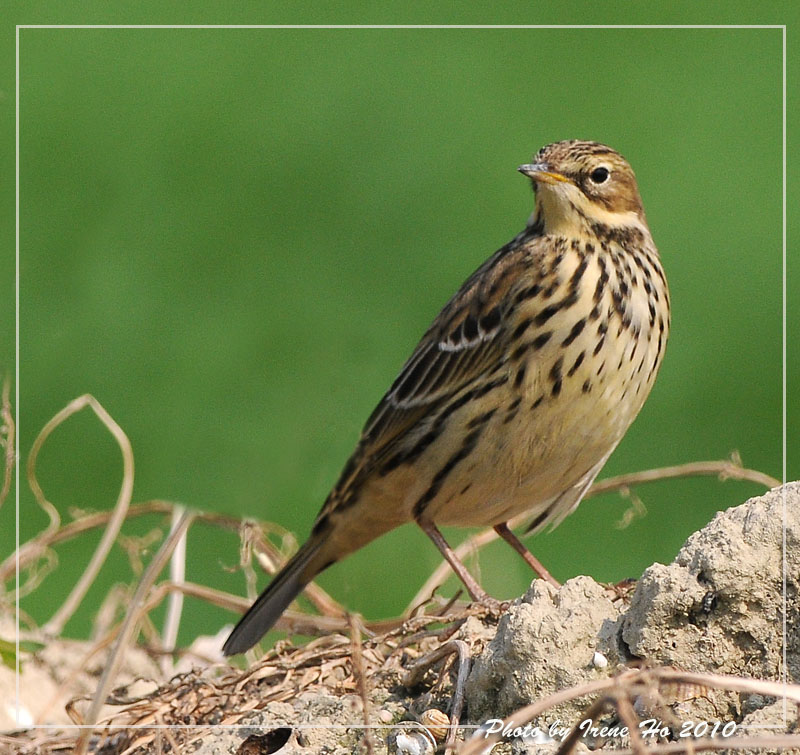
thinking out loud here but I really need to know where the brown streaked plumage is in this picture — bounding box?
[223,139,670,655]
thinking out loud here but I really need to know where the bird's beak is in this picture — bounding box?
[517,163,570,185]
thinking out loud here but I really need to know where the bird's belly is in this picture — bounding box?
[425,321,662,528]
[426,396,620,527]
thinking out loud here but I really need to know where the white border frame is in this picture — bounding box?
[12,23,788,736]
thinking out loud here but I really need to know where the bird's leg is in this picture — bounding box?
[493,522,560,588]
[417,519,502,608]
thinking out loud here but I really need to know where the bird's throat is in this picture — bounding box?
[535,186,649,241]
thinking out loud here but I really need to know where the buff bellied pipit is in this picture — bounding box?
[223,140,670,655]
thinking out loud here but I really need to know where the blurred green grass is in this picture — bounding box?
[3,26,790,645]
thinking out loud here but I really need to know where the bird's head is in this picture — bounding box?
[519,140,648,237]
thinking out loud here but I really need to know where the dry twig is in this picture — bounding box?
[349,613,376,755]
[586,456,780,497]
[0,374,14,511]
[73,508,195,755]
[404,639,472,753]
[161,505,188,675]
[24,395,135,637]
[458,667,800,755]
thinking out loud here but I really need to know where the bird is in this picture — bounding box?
[222,139,670,655]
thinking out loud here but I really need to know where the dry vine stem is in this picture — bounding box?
[160,505,188,677]
[0,374,14,511]
[348,613,376,755]
[73,508,195,755]
[3,502,272,584]
[457,668,800,755]
[586,456,780,496]
[3,495,359,640]
[404,639,471,753]
[609,736,800,754]
[25,394,135,637]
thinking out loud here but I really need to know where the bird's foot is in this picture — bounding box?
[468,591,510,617]
[603,577,637,602]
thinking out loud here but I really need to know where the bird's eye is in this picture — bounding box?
[589,167,610,184]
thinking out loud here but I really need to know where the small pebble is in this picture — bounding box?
[378,708,394,724]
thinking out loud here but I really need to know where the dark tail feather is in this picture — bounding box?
[222,537,324,655]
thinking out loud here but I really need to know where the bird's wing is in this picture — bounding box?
[317,238,543,517]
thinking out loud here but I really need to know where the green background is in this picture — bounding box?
[1,21,794,648]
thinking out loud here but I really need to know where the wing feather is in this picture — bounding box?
[318,232,546,516]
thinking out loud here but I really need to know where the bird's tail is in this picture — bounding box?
[222,536,327,655]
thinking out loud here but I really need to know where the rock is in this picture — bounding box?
[466,575,621,725]
[621,483,798,721]
[193,693,363,755]
[464,483,799,749]
[732,699,796,755]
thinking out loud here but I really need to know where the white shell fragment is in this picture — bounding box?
[395,730,436,755]
[592,651,609,668]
